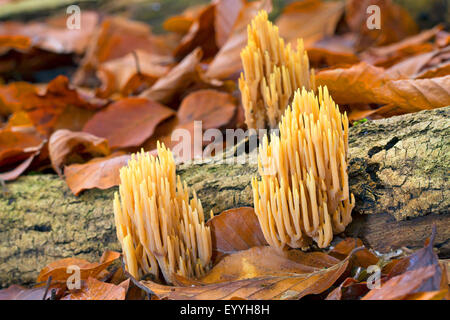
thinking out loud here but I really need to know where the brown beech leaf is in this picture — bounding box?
[362,264,442,300]
[138,248,351,300]
[345,0,418,50]
[0,126,45,180]
[62,277,128,300]
[37,251,120,284]
[21,75,106,136]
[98,50,172,97]
[373,75,450,116]
[329,238,379,269]
[207,207,267,263]
[83,97,174,149]
[174,4,218,60]
[205,0,272,80]
[143,89,237,161]
[386,50,440,78]
[0,81,37,116]
[64,152,130,195]
[163,4,206,34]
[361,25,443,67]
[276,0,344,47]
[326,277,370,300]
[140,48,203,104]
[0,285,50,300]
[48,129,110,176]
[0,11,99,55]
[415,61,450,79]
[315,62,401,105]
[214,0,244,48]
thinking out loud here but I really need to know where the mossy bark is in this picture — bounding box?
[1,106,449,288]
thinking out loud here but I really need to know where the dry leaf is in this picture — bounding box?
[97,50,172,97]
[207,207,267,263]
[48,129,110,176]
[174,4,218,60]
[64,152,130,195]
[140,47,203,104]
[138,248,351,300]
[205,0,272,80]
[214,0,244,48]
[346,0,418,50]
[0,285,51,300]
[62,277,128,300]
[276,0,344,47]
[37,251,120,284]
[315,62,401,105]
[83,97,175,149]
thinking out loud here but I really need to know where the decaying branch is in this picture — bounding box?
[0,107,449,288]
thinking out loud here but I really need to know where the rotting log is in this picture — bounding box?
[0,106,449,288]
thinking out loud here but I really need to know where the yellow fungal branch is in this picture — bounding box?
[252,86,354,251]
[114,143,212,283]
[239,10,316,130]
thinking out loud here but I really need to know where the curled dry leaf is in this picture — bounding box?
[174,4,218,60]
[20,75,106,137]
[140,48,203,104]
[276,0,344,47]
[0,11,99,55]
[48,129,110,176]
[362,264,442,300]
[0,126,45,181]
[316,62,401,105]
[205,0,272,80]
[138,250,350,300]
[207,207,267,263]
[64,152,130,195]
[214,0,244,48]
[0,285,52,300]
[37,251,120,284]
[143,89,237,161]
[62,277,128,300]
[83,97,175,149]
[329,237,379,269]
[97,50,172,97]
[345,0,418,50]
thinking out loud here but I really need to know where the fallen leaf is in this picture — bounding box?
[163,4,206,34]
[207,207,267,262]
[0,81,37,116]
[174,4,218,60]
[64,152,130,195]
[315,62,401,105]
[0,285,50,300]
[140,47,203,104]
[48,129,110,176]
[62,277,127,300]
[205,0,272,80]
[143,89,237,161]
[97,50,171,97]
[0,126,45,180]
[37,251,120,284]
[345,0,418,50]
[362,264,441,300]
[214,0,244,48]
[373,75,450,116]
[330,238,379,269]
[83,97,175,149]
[326,277,370,300]
[276,0,344,47]
[138,248,351,300]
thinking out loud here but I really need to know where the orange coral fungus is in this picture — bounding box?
[252,87,354,251]
[114,143,212,283]
[239,10,315,129]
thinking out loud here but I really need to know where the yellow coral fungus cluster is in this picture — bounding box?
[114,143,212,283]
[252,87,354,251]
[239,10,315,130]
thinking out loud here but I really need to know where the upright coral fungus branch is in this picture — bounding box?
[239,10,316,130]
[252,87,354,252]
[113,142,212,283]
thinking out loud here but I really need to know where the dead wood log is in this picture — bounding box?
[0,106,449,288]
